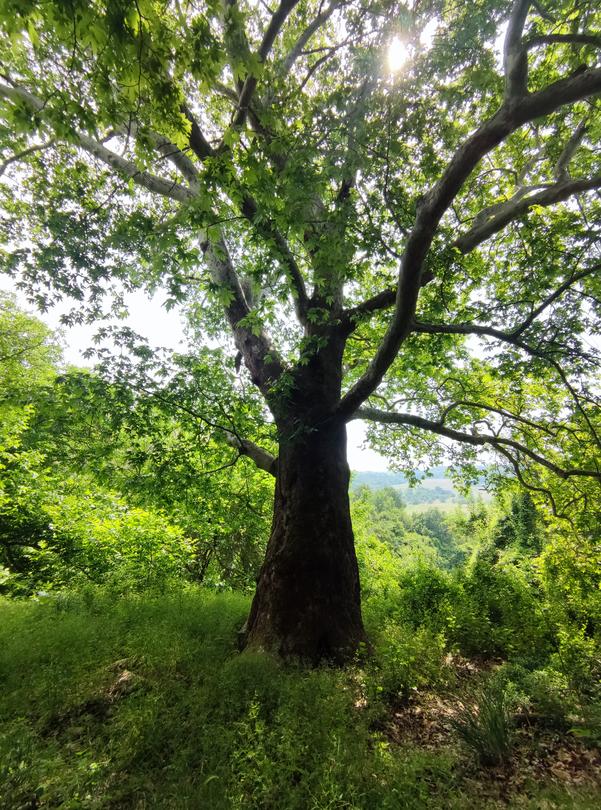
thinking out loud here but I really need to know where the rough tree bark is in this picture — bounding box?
[243,333,368,664]
[244,421,367,664]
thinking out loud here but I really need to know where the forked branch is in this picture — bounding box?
[455,174,601,253]
[335,0,601,420]
[225,433,277,476]
[230,0,301,131]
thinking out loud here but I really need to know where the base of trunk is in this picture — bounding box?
[243,424,367,665]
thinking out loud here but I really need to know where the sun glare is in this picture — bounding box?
[387,36,409,73]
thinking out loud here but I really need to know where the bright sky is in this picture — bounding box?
[1,276,390,472]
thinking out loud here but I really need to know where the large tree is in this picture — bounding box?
[0,0,600,662]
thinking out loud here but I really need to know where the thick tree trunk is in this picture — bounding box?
[244,422,367,664]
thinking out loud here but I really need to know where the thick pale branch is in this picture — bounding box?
[225,433,277,475]
[504,0,531,98]
[356,406,600,480]
[0,81,288,397]
[77,132,194,202]
[0,82,193,203]
[202,232,284,396]
[455,174,601,252]
[239,193,309,322]
[148,135,200,188]
[122,123,201,188]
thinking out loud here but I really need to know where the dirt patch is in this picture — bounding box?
[381,657,601,803]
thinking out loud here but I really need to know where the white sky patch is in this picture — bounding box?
[419,17,439,49]
[346,419,390,472]
[0,276,186,366]
[493,20,508,69]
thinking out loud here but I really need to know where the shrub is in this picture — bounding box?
[370,622,447,703]
[395,564,458,634]
[551,627,601,699]
[492,663,572,730]
[452,554,550,661]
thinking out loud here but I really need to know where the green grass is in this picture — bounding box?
[0,588,598,809]
[0,588,457,809]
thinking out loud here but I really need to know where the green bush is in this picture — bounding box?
[395,564,458,634]
[492,663,573,729]
[369,622,447,703]
[552,627,601,699]
[451,554,550,661]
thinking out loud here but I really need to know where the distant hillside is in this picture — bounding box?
[351,468,491,507]
[351,468,448,490]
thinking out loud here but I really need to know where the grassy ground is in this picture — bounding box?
[0,588,599,809]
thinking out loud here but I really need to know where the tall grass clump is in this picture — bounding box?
[450,679,514,766]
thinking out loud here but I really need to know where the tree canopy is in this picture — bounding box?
[1,0,599,487]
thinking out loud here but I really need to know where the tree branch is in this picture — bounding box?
[121,122,201,188]
[230,0,301,130]
[239,192,309,323]
[504,0,531,99]
[355,406,600,480]
[511,266,599,336]
[554,117,588,180]
[225,433,277,475]
[525,33,601,50]
[201,232,285,397]
[0,82,193,203]
[438,398,570,438]
[282,0,342,74]
[181,104,215,161]
[455,174,601,252]
[341,288,396,328]
[412,311,601,449]
[0,139,54,176]
[0,80,289,399]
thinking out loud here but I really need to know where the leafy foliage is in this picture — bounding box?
[0,298,274,594]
